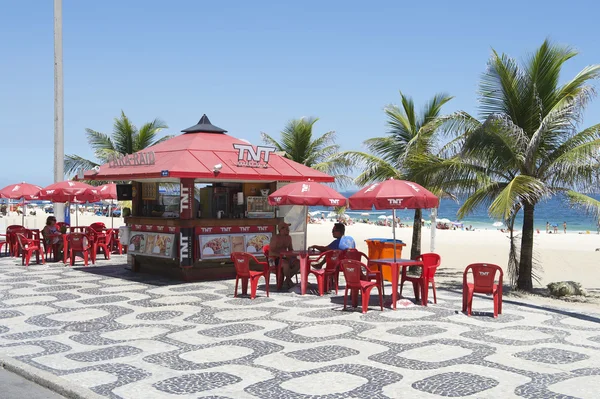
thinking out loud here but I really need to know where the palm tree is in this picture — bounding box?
[261,117,352,186]
[336,92,454,260]
[64,111,171,177]
[432,40,600,291]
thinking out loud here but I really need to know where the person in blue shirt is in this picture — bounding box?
[309,223,355,268]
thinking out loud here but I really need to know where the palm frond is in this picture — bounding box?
[112,110,137,154]
[488,175,548,220]
[565,190,600,224]
[136,118,168,151]
[64,154,99,177]
[260,132,286,152]
[457,182,505,219]
[85,129,115,160]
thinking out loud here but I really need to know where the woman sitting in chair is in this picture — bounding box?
[42,216,63,255]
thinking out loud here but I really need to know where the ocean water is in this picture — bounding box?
[310,193,600,233]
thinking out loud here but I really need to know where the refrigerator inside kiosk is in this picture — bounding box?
[246,196,275,218]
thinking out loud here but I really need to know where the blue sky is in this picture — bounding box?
[1,0,600,188]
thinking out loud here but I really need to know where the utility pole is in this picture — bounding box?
[430,208,437,252]
[54,0,65,221]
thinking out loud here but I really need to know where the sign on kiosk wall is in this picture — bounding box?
[179,227,194,267]
[180,179,194,219]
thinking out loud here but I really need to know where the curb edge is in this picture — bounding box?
[1,355,105,399]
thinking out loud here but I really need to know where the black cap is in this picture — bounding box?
[181,114,227,133]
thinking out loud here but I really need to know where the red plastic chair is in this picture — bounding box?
[15,233,44,266]
[345,249,384,296]
[0,234,7,256]
[86,228,111,262]
[341,259,383,313]
[262,245,284,290]
[6,225,25,257]
[462,263,503,317]
[231,252,270,299]
[89,222,106,232]
[66,233,94,266]
[400,253,441,306]
[110,229,123,254]
[309,250,343,295]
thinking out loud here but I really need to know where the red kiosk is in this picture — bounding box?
[82,115,334,280]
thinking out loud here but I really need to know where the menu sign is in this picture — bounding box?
[128,232,175,258]
[199,233,272,260]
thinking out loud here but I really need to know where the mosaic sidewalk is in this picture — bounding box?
[0,255,599,398]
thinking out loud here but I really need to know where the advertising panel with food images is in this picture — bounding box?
[230,235,245,253]
[128,233,147,254]
[245,233,272,254]
[144,233,175,258]
[200,235,231,259]
[128,232,175,258]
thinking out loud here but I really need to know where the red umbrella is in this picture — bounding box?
[268,181,347,207]
[268,181,347,250]
[349,179,439,210]
[0,182,43,226]
[349,179,439,261]
[91,184,117,200]
[37,181,99,203]
[0,182,43,200]
[85,183,118,228]
[38,181,101,226]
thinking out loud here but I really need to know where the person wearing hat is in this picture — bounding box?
[269,220,300,288]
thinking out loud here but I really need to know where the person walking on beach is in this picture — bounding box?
[563,221,567,234]
[546,222,550,233]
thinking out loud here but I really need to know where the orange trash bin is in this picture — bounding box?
[365,239,406,282]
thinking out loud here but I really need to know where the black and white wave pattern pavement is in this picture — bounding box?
[1,255,599,398]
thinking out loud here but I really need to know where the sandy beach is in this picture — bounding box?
[307,221,600,293]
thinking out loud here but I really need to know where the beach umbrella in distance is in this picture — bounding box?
[492,221,503,227]
[0,182,43,226]
[268,180,347,249]
[349,178,439,261]
[378,215,387,220]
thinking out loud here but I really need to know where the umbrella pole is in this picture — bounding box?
[393,209,397,262]
[304,206,308,251]
[76,203,78,226]
[21,200,25,227]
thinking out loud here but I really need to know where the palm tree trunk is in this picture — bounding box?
[410,209,422,260]
[517,202,535,291]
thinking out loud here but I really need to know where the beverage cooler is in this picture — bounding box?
[246,196,275,218]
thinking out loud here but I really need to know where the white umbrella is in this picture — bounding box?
[437,218,451,224]
[386,215,394,220]
[493,221,503,227]
[377,215,387,220]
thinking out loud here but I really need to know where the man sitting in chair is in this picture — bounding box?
[309,222,356,269]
